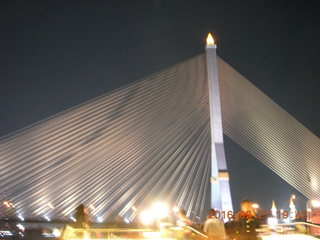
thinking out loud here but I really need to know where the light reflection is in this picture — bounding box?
[48,203,55,209]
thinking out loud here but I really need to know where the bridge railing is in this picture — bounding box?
[60,225,208,240]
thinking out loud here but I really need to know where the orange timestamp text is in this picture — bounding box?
[209,210,307,221]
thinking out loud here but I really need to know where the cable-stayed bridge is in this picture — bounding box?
[0,45,319,222]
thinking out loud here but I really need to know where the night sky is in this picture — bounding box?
[1,0,319,213]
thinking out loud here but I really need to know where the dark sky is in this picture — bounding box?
[1,0,319,212]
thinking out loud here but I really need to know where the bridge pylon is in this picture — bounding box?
[206,33,233,216]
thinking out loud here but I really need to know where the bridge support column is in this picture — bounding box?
[206,34,233,217]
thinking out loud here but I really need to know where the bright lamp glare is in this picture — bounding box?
[311,200,320,208]
[16,224,25,232]
[142,232,160,238]
[252,203,259,209]
[140,210,155,225]
[52,229,61,237]
[267,217,278,227]
[173,206,179,212]
[152,202,169,219]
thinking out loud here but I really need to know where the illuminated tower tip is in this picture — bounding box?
[206,33,215,45]
[271,200,277,217]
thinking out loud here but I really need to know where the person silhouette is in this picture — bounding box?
[204,209,226,240]
[75,204,88,228]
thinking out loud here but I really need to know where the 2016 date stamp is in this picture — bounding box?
[209,210,307,221]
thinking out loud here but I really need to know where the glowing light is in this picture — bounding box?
[140,210,155,225]
[18,214,24,221]
[0,231,13,236]
[291,194,296,200]
[311,200,320,208]
[131,206,137,211]
[142,231,160,238]
[173,206,179,212]
[151,202,169,219]
[16,224,25,232]
[52,229,61,237]
[289,197,296,220]
[89,204,95,210]
[3,201,15,208]
[267,217,278,227]
[97,216,104,223]
[70,216,76,222]
[44,215,51,222]
[124,218,130,223]
[252,203,259,209]
[83,230,91,240]
[271,200,277,217]
[206,33,215,45]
